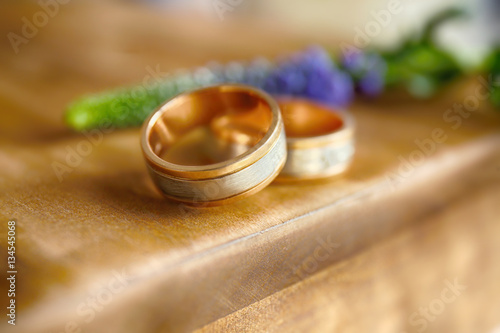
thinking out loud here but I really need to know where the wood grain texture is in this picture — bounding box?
[197,183,500,333]
[0,2,499,333]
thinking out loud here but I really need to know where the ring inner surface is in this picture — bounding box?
[148,89,272,167]
[278,98,343,138]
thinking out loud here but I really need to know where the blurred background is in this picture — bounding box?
[1,0,500,139]
[139,0,500,66]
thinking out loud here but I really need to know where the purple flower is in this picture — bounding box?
[358,69,385,96]
[202,46,355,108]
[305,69,354,107]
[294,45,336,72]
[341,50,387,97]
[342,50,365,74]
[261,46,354,108]
[264,62,307,94]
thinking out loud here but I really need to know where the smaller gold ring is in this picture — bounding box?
[141,85,287,206]
[276,98,355,181]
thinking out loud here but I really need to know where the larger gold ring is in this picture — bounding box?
[277,98,355,181]
[141,85,287,206]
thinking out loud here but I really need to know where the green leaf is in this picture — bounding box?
[65,79,195,131]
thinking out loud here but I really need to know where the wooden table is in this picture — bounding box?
[1,2,499,333]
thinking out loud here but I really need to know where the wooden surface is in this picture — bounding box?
[197,184,500,333]
[0,2,500,333]
[197,183,500,333]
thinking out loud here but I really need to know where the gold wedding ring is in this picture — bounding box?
[141,85,287,206]
[277,98,355,181]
